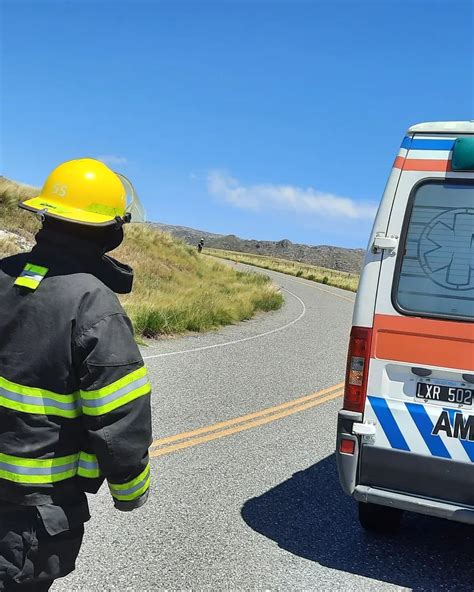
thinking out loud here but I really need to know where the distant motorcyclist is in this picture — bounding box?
[197,237,205,253]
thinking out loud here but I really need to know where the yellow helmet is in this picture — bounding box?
[20,158,145,226]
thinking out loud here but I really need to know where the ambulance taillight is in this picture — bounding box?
[343,326,372,412]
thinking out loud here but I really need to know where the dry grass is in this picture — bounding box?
[207,248,359,292]
[1,177,283,336]
[116,225,282,336]
[0,177,41,236]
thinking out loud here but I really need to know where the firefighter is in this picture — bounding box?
[0,159,152,591]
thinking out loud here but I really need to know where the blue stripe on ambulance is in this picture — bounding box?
[368,396,410,451]
[400,136,412,150]
[400,136,456,151]
[368,398,474,463]
[405,402,451,459]
[443,407,474,462]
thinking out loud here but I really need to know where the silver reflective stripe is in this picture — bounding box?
[110,472,150,497]
[78,458,99,471]
[0,386,80,412]
[0,461,77,476]
[20,270,45,282]
[81,375,149,409]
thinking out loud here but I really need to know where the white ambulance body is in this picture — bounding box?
[336,121,474,530]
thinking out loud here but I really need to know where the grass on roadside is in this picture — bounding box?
[206,248,359,292]
[0,177,41,238]
[116,225,283,337]
[0,177,283,337]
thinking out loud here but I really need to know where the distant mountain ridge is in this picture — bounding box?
[151,222,365,274]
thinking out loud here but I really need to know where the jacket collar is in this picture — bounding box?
[30,226,134,295]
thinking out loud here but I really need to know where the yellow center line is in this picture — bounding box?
[151,382,343,447]
[150,382,344,458]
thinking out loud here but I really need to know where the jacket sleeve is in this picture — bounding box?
[73,312,153,511]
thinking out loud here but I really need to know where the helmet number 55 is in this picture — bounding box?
[52,183,68,197]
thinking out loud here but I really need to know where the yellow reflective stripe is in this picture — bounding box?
[14,263,49,290]
[81,366,151,417]
[0,452,78,484]
[0,367,150,419]
[0,467,77,484]
[0,452,78,467]
[111,474,150,502]
[84,203,119,217]
[0,375,80,419]
[0,376,78,403]
[25,263,48,275]
[0,451,100,484]
[81,367,147,400]
[109,463,149,492]
[78,452,97,463]
[108,463,150,501]
[77,452,101,479]
[82,383,150,416]
[0,395,81,419]
[14,276,40,290]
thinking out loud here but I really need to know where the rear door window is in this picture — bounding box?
[394,181,474,320]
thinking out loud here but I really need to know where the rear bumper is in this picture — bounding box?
[336,409,474,523]
[354,486,474,525]
[360,445,474,507]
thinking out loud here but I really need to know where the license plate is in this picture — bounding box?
[416,382,473,406]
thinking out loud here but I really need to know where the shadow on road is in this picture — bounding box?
[242,454,474,591]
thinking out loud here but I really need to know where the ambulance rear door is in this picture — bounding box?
[361,133,474,502]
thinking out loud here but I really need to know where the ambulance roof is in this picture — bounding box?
[408,121,474,134]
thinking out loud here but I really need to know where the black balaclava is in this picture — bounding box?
[32,217,134,294]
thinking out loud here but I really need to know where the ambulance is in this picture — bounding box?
[336,121,474,531]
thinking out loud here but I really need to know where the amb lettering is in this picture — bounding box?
[432,411,474,441]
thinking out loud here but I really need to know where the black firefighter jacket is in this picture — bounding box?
[0,230,152,511]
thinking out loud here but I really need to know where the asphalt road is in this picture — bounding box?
[55,265,474,592]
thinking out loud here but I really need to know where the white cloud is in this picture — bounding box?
[207,170,377,220]
[96,155,128,166]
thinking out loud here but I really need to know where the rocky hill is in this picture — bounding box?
[152,223,365,274]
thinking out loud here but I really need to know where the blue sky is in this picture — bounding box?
[2,0,473,248]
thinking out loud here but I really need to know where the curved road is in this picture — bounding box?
[56,266,474,592]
